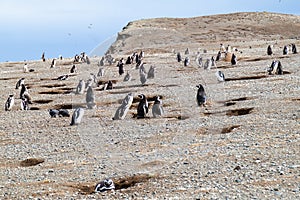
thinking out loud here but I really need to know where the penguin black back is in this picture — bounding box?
[196,84,206,106]
[137,94,148,119]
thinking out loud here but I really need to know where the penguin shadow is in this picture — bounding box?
[219,96,257,107]
[53,103,86,110]
[38,87,74,95]
[40,83,67,88]
[225,70,291,81]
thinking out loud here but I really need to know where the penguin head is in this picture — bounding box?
[138,94,145,99]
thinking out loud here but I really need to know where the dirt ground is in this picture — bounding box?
[0,12,299,199]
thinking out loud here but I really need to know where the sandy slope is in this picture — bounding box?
[0,12,299,199]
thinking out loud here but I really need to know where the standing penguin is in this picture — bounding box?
[196,84,207,107]
[292,44,297,54]
[231,53,237,65]
[267,60,278,75]
[20,84,28,99]
[216,51,222,61]
[276,61,283,75]
[15,78,25,89]
[152,96,164,118]
[137,94,149,119]
[177,52,182,62]
[112,93,134,120]
[70,64,77,73]
[184,57,190,66]
[267,45,273,56]
[50,58,56,68]
[215,70,225,82]
[106,80,113,90]
[70,108,84,125]
[97,67,105,77]
[5,95,14,111]
[75,79,85,94]
[185,48,189,55]
[20,97,29,110]
[203,58,212,70]
[86,86,95,109]
[23,63,28,73]
[118,62,124,76]
[283,45,288,55]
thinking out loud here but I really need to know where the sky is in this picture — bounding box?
[0,0,299,62]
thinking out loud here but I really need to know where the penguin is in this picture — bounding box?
[50,59,56,68]
[16,78,25,89]
[5,95,14,111]
[23,92,32,104]
[86,56,91,64]
[267,45,273,56]
[231,53,237,65]
[136,60,143,69]
[106,80,113,90]
[70,108,84,126]
[90,73,97,84]
[125,56,132,64]
[196,84,206,107]
[147,66,155,79]
[152,96,164,118]
[267,60,278,75]
[137,94,148,119]
[203,58,212,70]
[184,57,190,67]
[216,51,221,61]
[23,63,28,73]
[75,79,85,95]
[57,74,69,80]
[211,56,216,68]
[177,52,182,62]
[20,84,28,99]
[276,61,283,75]
[97,67,104,77]
[118,62,124,76]
[112,93,134,120]
[49,109,59,117]
[292,44,297,54]
[226,45,232,53]
[139,69,147,85]
[95,179,115,193]
[185,48,189,55]
[70,65,77,73]
[123,71,132,82]
[58,109,70,117]
[86,86,96,109]
[220,44,226,53]
[85,78,94,89]
[196,56,203,68]
[215,71,225,82]
[20,97,29,110]
[98,56,105,66]
[283,45,288,55]
[139,51,144,59]
[41,52,46,62]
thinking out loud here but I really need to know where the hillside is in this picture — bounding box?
[1,12,299,199]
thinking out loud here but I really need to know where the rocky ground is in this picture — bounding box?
[0,12,299,199]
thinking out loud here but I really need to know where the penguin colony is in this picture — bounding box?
[2,41,297,126]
